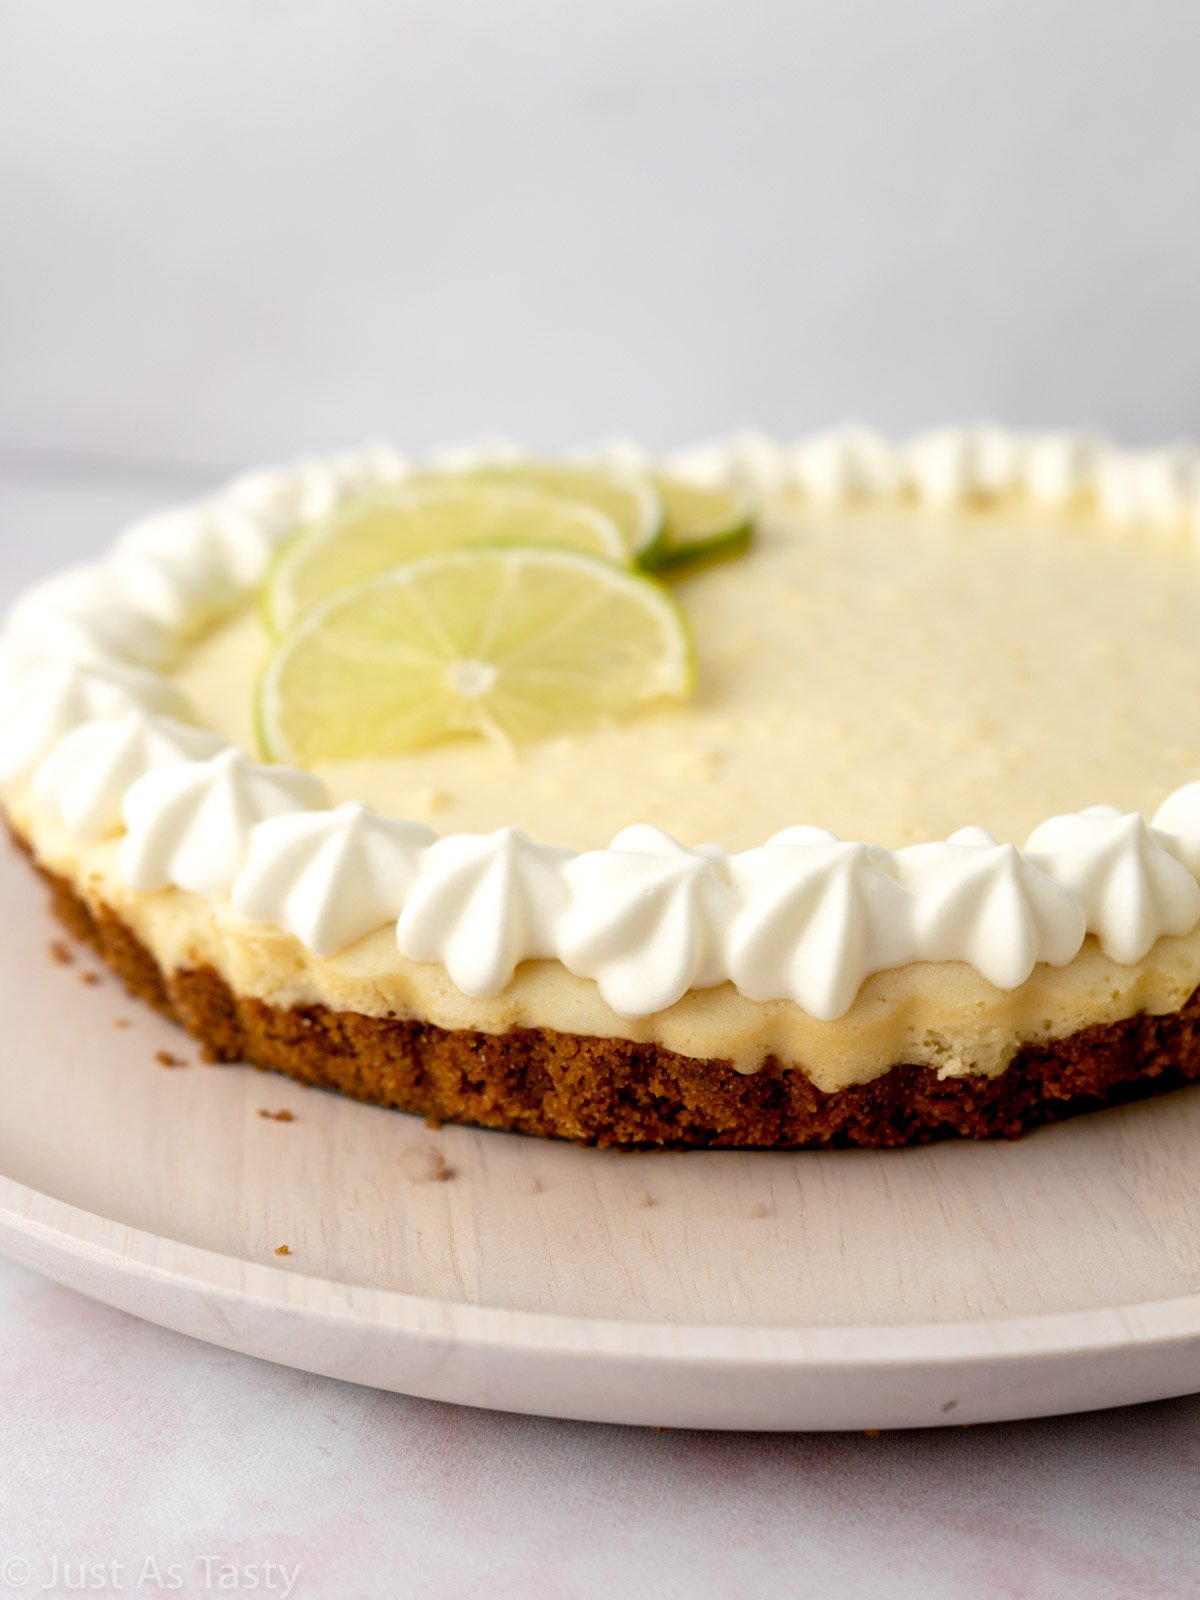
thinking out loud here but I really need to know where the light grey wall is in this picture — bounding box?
[2,0,1199,473]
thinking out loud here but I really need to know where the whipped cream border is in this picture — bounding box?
[5,425,1200,1024]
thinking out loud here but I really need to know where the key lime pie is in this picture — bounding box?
[5,425,1200,1147]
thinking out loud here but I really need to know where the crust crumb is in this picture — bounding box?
[399,1146,454,1183]
[154,1050,185,1068]
[49,940,74,966]
[864,1428,882,1438]
[274,1244,291,1257]
[113,1018,131,1030]
[424,1115,444,1130]
[636,1191,656,1209]
[258,1108,296,1122]
[79,971,101,987]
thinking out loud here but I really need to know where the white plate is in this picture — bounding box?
[3,846,1200,1431]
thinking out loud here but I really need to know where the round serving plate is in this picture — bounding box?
[3,847,1200,1431]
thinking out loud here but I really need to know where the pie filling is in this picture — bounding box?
[178,503,1200,851]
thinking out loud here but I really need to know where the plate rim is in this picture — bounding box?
[7,1168,1200,1372]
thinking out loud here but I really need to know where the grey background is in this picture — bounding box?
[3,0,1200,480]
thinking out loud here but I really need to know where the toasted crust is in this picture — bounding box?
[24,845,1200,1149]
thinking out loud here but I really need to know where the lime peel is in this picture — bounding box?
[641,475,757,573]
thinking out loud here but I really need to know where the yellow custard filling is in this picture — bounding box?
[178,500,1200,853]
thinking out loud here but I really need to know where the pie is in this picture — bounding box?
[5,426,1200,1147]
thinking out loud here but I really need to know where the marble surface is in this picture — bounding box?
[4,467,1200,1595]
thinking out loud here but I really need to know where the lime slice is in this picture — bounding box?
[264,482,629,636]
[642,475,756,572]
[463,461,664,559]
[258,545,696,762]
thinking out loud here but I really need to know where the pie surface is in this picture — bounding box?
[180,501,1200,850]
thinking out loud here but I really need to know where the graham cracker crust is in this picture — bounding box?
[24,846,1200,1149]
